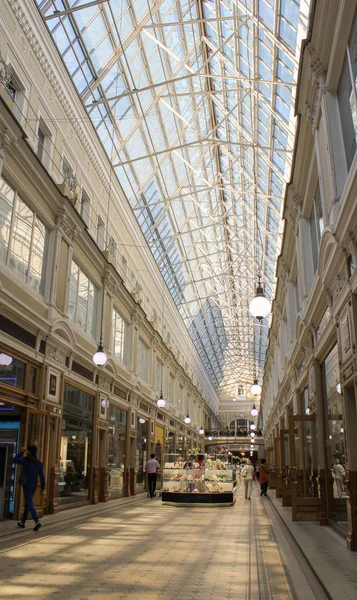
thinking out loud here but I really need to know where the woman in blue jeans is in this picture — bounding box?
[14,445,46,531]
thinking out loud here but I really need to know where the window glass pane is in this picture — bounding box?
[138,338,148,382]
[112,308,125,361]
[68,261,97,337]
[0,354,25,389]
[108,404,126,497]
[68,261,79,320]
[77,270,89,330]
[9,197,32,282]
[0,177,15,265]
[60,384,94,506]
[29,217,48,295]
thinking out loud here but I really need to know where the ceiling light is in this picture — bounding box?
[93,342,107,366]
[251,405,258,417]
[208,435,213,441]
[249,276,271,320]
[250,432,255,437]
[232,396,237,402]
[139,418,145,424]
[250,424,256,430]
[157,394,166,408]
[250,379,261,395]
[184,414,191,424]
[0,353,12,366]
[336,383,341,394]
[305,407,310,415]
[199,427,204,435]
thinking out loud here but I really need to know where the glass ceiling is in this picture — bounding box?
[36,0,310,399]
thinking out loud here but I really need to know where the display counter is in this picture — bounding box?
[162,468,236,505]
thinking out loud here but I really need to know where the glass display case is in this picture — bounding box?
[162,467,236,505]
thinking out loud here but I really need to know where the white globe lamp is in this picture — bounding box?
[0,353,13,366]
[157,394,166,408]
[184,414,191,424]
[250,423,256,430]
[93,343,107,366]
[249,278,271,320]
[199,427,204,435]
[251,405,258,417]
[250,379,261,395]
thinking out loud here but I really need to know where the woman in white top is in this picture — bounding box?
[241,460,255,500]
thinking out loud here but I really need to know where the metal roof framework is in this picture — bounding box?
[36,0,309,400]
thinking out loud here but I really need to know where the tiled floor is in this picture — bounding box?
[0,483,356,600]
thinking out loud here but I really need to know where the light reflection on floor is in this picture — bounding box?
[0,485,296,600]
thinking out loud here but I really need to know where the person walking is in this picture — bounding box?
[332,458,345,498]
[14,445,46,531]
[146,453,160,498]
[259,459,270,497]
[241,460,255,500]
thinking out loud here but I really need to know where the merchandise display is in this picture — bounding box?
[162,460,236,505]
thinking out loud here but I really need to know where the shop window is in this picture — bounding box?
[80,189,91,228]
[112,307,126,364]
[338,9,357,171]
[310,186,324,275]
[59,384,94,506]
[321,345,347,530]
[68,260,97,338]
[36,117,53,170]
[136,417,148,491]
[138,338,149,383]
[108,404,126,498]
[0,354,25,389]
[0,175,49,295]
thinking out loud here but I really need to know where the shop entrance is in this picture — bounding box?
[289,414,319,521]
[0,403,21,520]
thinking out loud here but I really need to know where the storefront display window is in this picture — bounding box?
[108,404,126,497]
[136,418,147,491]
[0,355,25,389]
[59,384,94,506]
[321,345,347,530]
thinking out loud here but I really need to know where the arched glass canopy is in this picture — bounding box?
[36,0,310,400]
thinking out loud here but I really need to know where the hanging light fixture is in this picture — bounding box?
[208,435,213,441]
[185,414,191,424]
[250,379,261,395]
[139,417,145,424]
[157,393,166,408]
[157,285,166,409]
[250,423,256,430]
[93,286,107,366]
[251,405,258,417]
[249,275,271,320]
[0,353,13,366]
[199,427,204,435]
[232,396,237,402]
[250,432,255,438]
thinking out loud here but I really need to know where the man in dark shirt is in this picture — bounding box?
[14,445,46,531]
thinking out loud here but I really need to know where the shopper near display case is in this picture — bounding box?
[14,445,46,531]
[259,459,270,497]
[241,460,254,500]
[332,458,345,498]
[146,453,160,498]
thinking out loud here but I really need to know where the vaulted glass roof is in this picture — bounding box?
[36,0,310,399]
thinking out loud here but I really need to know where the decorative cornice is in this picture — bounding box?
[8,0,111,193]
